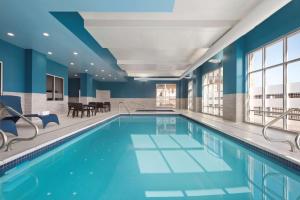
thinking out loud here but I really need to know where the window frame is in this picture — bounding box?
[246,28,300,131]
[46,74,64,101]
[202,67,223,117]
[155,84,176,108]
[188,80,193,110]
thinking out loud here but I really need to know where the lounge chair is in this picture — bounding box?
[0,95,59,129]
[0,119,18,136]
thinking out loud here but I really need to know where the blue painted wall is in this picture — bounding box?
[244,0,300,54]
[93,78,181,98]
[47,60,69,95]
[223,38,245,94]
[25,49,47,93]
[0,39,26,93]
[80,73,94,97]
[68,78,80,97]
[178,79,188,98]
[0,39,69,95]
[67,76,187,99]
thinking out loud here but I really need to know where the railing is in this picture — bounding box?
[0,129,8,150]
[262,108,300,152]
[118,102,131,115]
[130,102,145,110]
[0,105,39,151]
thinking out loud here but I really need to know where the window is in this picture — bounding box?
[202,67,223,116]
[188,80,193,110]
[287,60,300,131]
[247,30,300,131]
[156,84,176,108]
[46,74,64,101]
[0,61,3,95]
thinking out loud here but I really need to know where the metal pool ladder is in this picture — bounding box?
[130,102,145,110]
[0,104,39,151]
[262,108,300,152]
[0,129,8,150]
[118,102,131,115]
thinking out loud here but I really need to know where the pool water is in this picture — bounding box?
[0,115,300,200]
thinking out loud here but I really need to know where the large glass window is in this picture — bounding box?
[188,80,193,110]
[46,74,64,101]
[202,67,223,117]
[287,61,300,131]
[247,30,300,131]
[156,84,176,108]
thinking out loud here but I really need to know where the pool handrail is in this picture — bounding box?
[129,102,145,110]
[0,104,39,151]
[118,102,131,115]
[262,108,300,152]
[0,129,8,150]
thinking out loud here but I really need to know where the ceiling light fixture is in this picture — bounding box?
[208,59,221,64]
[85,69,88,72]
[74,74,78,77]
[90,62,94,66]
[102,77,105,80]
[73,51,78,55]
[43,32,50,37]
[108,74,112,77]
[47,51,52,55]
[101,69,104,72]
[70,62,74,66]
[95,74,98,77]
[7,32,15,37]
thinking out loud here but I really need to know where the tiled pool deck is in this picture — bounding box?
[0,109,299,169]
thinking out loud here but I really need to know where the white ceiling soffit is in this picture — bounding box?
[80,0,283,78]
[181,0,292,79]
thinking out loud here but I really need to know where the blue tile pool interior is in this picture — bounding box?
[0,115,300,200]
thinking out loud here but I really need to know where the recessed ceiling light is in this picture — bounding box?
[74,74,78,77]
[101,69,104,72]
[73,51,78,55]
[90,62,94,66]
[102,77,105,80]
[43,32,50,37]
[7,32,15,37]
[95,74,98,77]
[47,51,52,55]
[70,62,74,66]
[208,59,221,64]
[108,74,112,77]
[85,69,88,72]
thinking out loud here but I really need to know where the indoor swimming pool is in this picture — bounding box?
[0,115,300,200]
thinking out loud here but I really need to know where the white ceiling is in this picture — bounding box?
[80,0,265,77]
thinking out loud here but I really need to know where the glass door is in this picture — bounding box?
[156,84,176,108]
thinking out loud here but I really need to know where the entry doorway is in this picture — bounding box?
[156,84,176,108]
